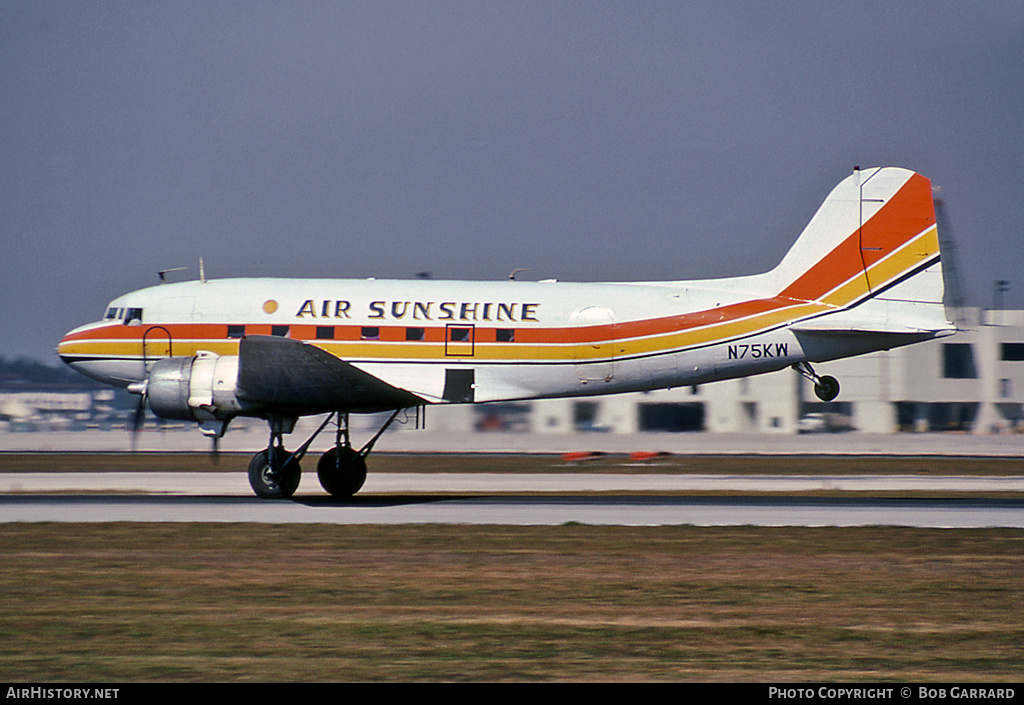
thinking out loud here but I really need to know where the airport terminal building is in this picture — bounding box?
[432,308,1024,436]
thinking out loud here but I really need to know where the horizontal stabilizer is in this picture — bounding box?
[789,322,955,336]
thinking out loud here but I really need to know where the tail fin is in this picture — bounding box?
[772,166,954,335]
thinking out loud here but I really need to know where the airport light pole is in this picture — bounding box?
[993,280,1010,326]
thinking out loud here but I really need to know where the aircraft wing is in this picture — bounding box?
[236,335,425,415]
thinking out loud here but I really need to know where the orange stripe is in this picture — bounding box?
[861,173,936,291]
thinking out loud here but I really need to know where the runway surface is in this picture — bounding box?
[3,472,1023,527]
[6,428,1024,456]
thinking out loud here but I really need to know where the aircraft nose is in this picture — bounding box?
[57,324,146,388]
[57,327,93,377]
[57,330,76,368]
[57,325,110,382]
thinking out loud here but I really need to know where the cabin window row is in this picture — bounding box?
[222,325,517,342]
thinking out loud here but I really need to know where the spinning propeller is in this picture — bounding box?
[125,377,220,462]
[126,380,148,453]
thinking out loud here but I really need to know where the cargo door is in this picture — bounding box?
[571,307,617,383]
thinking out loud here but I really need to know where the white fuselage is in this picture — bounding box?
[57,271,935,412]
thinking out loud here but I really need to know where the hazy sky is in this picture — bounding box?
[3,1,1023,362]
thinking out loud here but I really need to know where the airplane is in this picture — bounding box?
[58,166,956,499]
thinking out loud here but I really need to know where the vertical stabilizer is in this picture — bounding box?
[771,167,952,334]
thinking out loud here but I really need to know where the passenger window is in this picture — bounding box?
[445,324,475,357]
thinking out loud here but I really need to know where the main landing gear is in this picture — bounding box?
[793,362,840,402]
[247,409,403,500]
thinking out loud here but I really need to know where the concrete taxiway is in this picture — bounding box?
[4,428,1024,456]
[2,471,1023,527]
[3,471,1024,495]
[3,493,1022,528]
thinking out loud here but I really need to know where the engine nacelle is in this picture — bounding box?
[147,352,243,422]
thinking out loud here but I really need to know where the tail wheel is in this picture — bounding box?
[317,447,367,498]
[248,448,301,499]
[814,375,840,402]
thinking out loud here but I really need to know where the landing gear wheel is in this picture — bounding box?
[248,448,301,499]
[814,375,840,402]
[317,447,367,498]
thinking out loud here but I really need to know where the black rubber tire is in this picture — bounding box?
[247,448,301,499]
[317,447,367,498]
[814,375,840,402]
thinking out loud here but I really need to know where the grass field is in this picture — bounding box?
[2,452,1022,681]
[1,523,1022,682]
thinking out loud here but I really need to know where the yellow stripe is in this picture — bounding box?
[862,225,939,293]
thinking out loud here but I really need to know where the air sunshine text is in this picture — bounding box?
[295,299,540,322]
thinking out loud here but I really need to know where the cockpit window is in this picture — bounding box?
[105,307,120,320]
[124,308,143,325]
